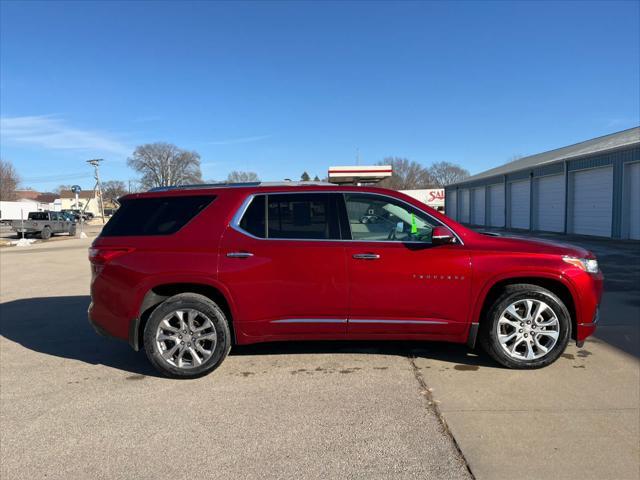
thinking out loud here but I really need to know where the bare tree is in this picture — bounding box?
[227,171,260,183]
[54,184,73,194]
[0,160,19,200]
[127,142,202,189]
[428,161,470,187]
[377,157,434,190]
[102,180,128,202]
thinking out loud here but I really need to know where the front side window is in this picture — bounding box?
[344,193,438,242]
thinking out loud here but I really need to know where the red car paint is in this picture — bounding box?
[88,184,603,349]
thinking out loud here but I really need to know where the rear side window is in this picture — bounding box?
[239,195,266,238]
[101,195,215,236]
[236,193,340,240]
[267,193,339,240]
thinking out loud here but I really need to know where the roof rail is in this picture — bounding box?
[147,182,261,192]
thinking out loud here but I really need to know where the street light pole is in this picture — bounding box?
[87,159,106,223]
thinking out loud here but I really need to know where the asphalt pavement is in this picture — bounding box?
[0,230,638,479]
[0,236,470,480]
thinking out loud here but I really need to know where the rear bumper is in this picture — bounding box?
[88,300,141,351]
[88,306,114,338]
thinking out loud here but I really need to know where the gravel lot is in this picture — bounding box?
[0,229,638,479]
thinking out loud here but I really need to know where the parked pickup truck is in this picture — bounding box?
[10,211,76,239]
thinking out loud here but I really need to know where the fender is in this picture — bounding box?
[128,274,239,350]
[466,268,581,348]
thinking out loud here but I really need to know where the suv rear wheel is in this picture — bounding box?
[479,284,571,369]
[143,293,232,378]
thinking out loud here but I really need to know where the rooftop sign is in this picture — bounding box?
[328,165,392,184]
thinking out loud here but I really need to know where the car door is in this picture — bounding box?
[342,192,472,338]
[49,212,63,232]
[218,192,349,341]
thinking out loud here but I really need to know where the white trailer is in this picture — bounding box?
[0,201,39,222]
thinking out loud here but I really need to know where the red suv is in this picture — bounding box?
[89,183,602,378]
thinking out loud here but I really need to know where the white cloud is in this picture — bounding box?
[207,134,272,145]
[0,115,132,156]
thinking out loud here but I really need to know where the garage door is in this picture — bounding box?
[624,162,640,240]
[534,174,565,232]
[459,189,470,223]
[509,180,530,229]
[472,187,485,225]
[569,166,613,237]
[446,190,457,220]
[488,184,505,227]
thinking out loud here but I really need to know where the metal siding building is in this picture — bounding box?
[445,127,640,239]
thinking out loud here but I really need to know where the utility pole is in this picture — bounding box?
[87,159,106,224]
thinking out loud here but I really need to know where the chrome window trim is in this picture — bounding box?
[229,191,464,245]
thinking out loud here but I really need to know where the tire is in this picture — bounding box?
[40,227,52,240]
[143,293,232,379]
[69,225,77,236]
[479,284,571,369]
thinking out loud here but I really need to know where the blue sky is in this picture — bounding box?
[1,0,638,191]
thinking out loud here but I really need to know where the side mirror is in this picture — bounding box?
[432,226,456,245]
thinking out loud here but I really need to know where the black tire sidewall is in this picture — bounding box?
[483,287,571,369]
[143,294,231,379]
[41,227,51,240]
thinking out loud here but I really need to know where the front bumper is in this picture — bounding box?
[576,305,599,346]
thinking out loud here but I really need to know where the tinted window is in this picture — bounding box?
[267,193,339,240]
[239,195,266,238]
[344,193,439,242]
[101,195,215,237]
[29,212,48,221]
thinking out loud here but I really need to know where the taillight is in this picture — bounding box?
[88,247,134,265]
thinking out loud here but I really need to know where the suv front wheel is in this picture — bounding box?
[143,293,232,378]
[479,284,571,369]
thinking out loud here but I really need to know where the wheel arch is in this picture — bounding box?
[132,281,236,351]
[468,275,578,348]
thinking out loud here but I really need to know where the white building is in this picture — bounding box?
[445,127,640,239]
[58,189,101,216]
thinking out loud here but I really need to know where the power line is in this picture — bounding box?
[21,172,92,183]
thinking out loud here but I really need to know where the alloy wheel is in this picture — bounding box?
[155,309,217,369]
[496,299,560,361]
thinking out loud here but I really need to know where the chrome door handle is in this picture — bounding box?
[226,252,254,258]
[352,253,380,260]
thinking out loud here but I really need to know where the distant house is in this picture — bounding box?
[13,189,41,201]
[35,192,58,204]
[59,189,101,216]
